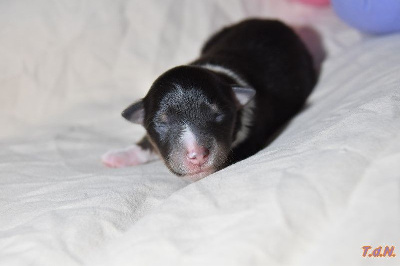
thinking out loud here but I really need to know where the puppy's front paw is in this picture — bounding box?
[101,145,158,168]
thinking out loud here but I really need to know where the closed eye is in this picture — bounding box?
[155,122,169,135]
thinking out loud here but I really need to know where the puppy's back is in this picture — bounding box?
[199,19,315,101]
[192,19,317,161]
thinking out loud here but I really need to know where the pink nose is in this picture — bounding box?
[186,145,209,166]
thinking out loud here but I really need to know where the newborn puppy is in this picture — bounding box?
[102,19,317,181]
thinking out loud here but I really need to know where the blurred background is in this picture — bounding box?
[0,0,350,138]
[1,0,399,139]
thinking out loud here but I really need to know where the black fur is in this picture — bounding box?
[192,19,316,162]
[123,19,316,177]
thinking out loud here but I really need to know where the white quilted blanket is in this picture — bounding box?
[0,1,399,266]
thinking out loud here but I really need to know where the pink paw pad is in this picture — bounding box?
[101,145,157,168]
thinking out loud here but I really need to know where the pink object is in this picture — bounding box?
[293,0,330,6]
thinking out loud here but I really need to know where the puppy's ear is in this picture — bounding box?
[122,100,144,124]
[232,87,256,106]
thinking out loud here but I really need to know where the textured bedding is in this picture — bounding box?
[0,1,399,266]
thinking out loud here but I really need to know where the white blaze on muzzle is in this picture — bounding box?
[181,125,210,166]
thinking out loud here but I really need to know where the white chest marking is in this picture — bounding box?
[200,64,249,88]
[199,64,255,148]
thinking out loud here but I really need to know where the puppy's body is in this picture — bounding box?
[102,19,317,180]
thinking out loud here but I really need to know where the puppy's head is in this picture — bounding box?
[122,66,255,180]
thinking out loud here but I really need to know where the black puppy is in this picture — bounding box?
[102,19,316,181]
